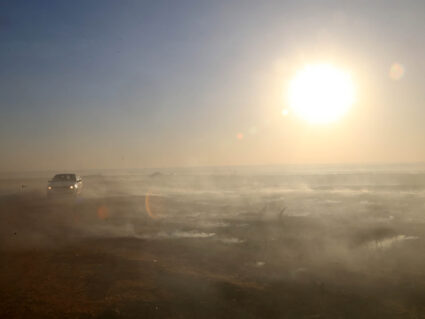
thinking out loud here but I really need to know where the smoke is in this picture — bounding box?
[2,166,425,317]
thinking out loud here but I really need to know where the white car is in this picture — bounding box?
[47,173,83,197]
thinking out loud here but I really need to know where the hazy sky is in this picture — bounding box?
[1,0,425,171]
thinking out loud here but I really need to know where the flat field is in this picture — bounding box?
[1,170,425,318]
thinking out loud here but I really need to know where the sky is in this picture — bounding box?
[1,0,425,171]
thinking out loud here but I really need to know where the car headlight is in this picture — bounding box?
[47,186,52,190]
[69,185,74,189]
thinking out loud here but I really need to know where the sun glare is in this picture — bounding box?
[288,64,355,124]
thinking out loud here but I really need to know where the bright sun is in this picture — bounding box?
[288,64,355,124]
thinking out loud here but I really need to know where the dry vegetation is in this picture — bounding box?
[1,173,425,318]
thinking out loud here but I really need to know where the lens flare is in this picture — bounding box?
[145,192,156,219]
[97,205,108,220]
[389,63,405,80]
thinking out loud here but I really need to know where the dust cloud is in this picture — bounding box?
[1,165,425,318]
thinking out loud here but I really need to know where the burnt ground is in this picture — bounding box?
[1,187,425,318]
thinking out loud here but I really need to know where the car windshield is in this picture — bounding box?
[52,174,76,182]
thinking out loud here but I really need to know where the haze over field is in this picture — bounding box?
[2,166,425,318]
